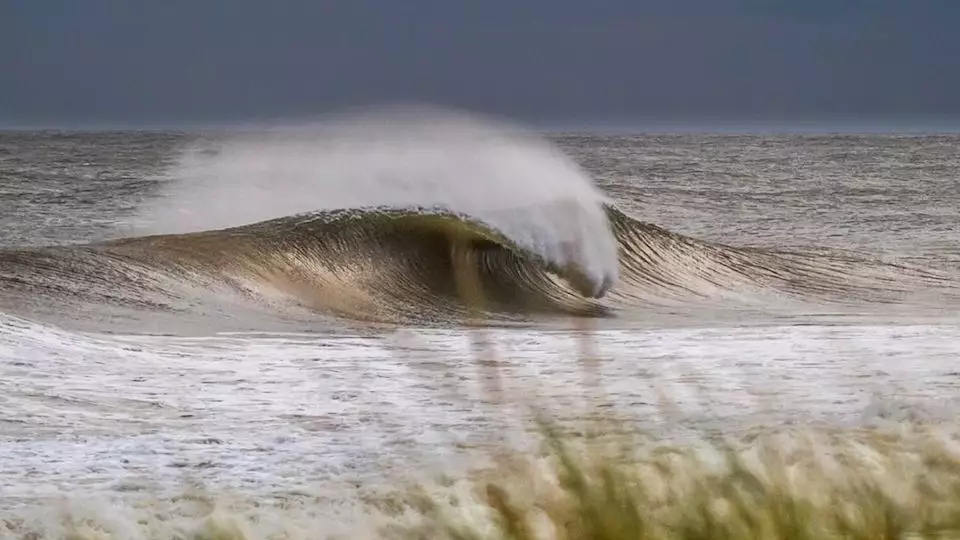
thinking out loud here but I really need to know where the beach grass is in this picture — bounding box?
[372,246,960,540]
[375,417,960,540]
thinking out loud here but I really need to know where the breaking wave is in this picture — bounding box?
[0,106,956,328]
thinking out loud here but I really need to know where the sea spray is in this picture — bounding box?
[134,105,621,297]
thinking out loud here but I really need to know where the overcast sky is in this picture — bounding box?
[3,0,959,129]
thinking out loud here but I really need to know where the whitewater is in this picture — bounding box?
[2,107,960,538]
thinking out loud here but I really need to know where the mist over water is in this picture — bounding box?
[138,107,608,229]
[134,106,621,296]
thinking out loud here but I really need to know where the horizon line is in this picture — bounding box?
[3,117,960,135]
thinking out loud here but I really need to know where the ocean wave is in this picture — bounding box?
[1,202,956,328]
[0,106,956,328]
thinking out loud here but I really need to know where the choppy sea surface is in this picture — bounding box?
[2,110,959,537]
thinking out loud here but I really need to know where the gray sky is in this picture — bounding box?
[4,0,960,129]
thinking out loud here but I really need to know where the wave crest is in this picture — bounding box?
[134,106,620,298]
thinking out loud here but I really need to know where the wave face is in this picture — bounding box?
[0,107,957,329]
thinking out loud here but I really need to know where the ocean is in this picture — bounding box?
[2,109,960,538]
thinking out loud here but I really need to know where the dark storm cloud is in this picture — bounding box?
[3,0,959,127]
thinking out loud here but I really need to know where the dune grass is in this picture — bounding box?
[374,417,960,540]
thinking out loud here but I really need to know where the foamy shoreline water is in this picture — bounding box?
[4,318,960,505]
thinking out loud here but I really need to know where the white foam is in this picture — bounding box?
[6,311,960,535]
[135,105,619,296]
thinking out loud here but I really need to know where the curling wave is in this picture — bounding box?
[0,106,956,329]
[1,202,956,329]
